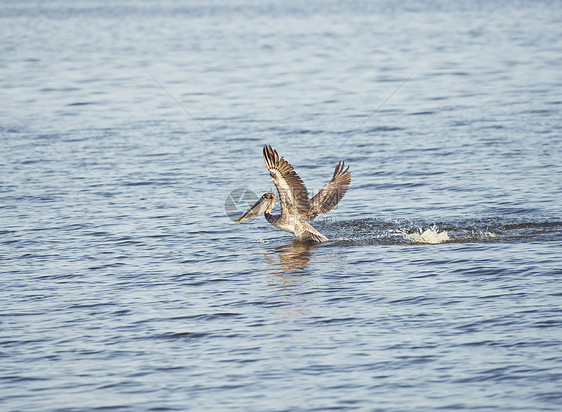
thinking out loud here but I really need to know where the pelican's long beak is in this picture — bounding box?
[237,196,270,224]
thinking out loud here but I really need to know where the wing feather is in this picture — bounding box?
[263,145,310,218]
[309,161,351,221]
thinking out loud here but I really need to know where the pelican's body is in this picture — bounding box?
[266,210,327,242]
[237,145,351,242]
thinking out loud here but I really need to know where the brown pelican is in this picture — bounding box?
[237,145,351,242]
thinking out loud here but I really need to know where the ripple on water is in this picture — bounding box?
[1,1,561,411]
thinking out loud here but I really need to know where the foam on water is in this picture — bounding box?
[399,225,450,244]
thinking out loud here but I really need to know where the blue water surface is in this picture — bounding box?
[1,1,561,411]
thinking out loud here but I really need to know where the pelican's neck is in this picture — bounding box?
[264,197,276,224]
[264,208,275,224]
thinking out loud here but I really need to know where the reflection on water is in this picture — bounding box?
[251,242,317,322]
[263,241,314,277]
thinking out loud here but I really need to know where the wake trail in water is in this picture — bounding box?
[319,216,561,245]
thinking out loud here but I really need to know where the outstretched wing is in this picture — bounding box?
[309,161,351,221]
[263,145,310,218]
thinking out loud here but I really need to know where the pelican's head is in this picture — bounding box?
[237,193,275,223]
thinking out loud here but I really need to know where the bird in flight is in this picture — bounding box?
[237,145,351,242]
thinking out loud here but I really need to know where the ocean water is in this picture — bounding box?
[1,1,561,410]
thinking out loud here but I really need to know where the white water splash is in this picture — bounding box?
[399,226,450,244]
[473,230,496,239]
